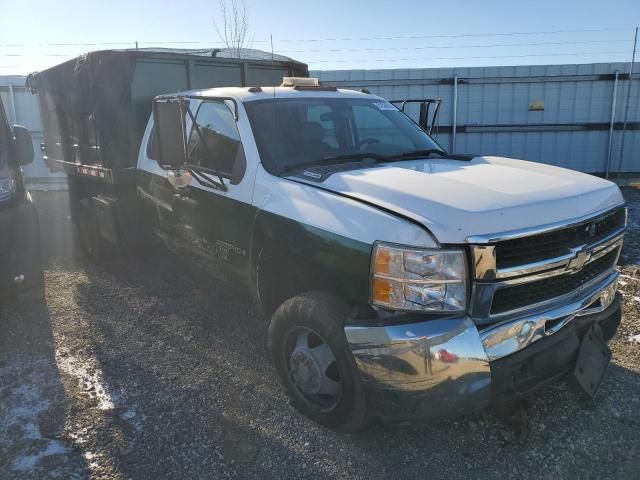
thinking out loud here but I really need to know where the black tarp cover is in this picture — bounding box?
[30,51,139,170]
[28,49,308,173]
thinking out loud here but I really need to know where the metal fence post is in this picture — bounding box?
[617,26,638,175]
[605,71,619,179]
[7,83,17,125]
[452,74,458,152]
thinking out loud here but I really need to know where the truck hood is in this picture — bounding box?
[291,156,624,244]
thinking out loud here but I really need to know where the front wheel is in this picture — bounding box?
[268,292,372,432]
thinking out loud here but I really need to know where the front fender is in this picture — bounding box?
[249,168,438,315]
[250,209,371,316]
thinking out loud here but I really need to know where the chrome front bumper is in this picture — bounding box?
[344,271,620,421]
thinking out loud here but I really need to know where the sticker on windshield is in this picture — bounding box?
[373,102,397,111]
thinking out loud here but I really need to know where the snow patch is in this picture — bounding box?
[54,348,142,431]
[12,441,70,471]
[629,334,640,344]
[55,348,120,410]
[0,365,70,472]
[619,274,640,282]
[82,450,101,472]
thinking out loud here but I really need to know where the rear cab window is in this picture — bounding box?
[187,101,245,178]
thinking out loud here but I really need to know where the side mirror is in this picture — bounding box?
[167,168,192,189]
[153,99,187,168]
[13,125,34,166]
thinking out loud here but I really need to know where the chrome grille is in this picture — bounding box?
[490,249,618,314]
[468,205,625,324]
[495,208,625,269]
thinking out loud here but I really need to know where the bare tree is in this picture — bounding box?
[213,0,251,59]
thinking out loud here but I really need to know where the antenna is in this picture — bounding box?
[270,35,274,68]
[270,34,276,97]
[270,34,278,167]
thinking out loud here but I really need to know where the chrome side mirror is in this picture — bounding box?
[167,169,192,189]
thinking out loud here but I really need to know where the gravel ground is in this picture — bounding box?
[1,188,639,480]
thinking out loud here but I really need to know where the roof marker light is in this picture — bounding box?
[281,77,319,87]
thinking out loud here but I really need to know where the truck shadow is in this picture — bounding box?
[70,248,640,479]
[0,294,91,478]
[69,251,340,479]
[32,188,640,479]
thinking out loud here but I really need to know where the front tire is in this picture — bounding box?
[268,292,372,432]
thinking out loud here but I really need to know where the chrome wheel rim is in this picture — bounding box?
[286,327,342,411]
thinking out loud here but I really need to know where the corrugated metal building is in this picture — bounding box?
[0,75,66,189]
[2,62,639,187]
[314,63,639,174]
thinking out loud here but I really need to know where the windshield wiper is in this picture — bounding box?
[321,152,391,163]
[277,153,387,176]
[387,148,447,160]
[277,149,449,177]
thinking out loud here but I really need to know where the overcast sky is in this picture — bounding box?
[1,0,639,74]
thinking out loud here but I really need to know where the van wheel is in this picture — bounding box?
[268,292,373,432]
[77,199,107,260]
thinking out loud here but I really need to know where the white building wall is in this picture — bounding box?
[0,75,66,190]
[4,62,639,183]
[314,63,640,174]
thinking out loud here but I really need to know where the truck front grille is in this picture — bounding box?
[495,208,625,269]
[490,249,618,315]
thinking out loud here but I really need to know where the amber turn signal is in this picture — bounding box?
[372,277,393,304]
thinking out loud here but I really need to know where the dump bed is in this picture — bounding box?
[28,49,308,184]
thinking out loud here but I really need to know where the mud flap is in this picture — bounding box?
[568,322,611,399]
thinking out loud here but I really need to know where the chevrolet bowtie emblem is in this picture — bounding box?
[567,247,591,273]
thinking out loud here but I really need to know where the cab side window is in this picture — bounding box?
[187,101,245,179]
[352,105,414,150]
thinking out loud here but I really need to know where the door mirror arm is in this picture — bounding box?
[189,167,228,192]
[183,106,227,190]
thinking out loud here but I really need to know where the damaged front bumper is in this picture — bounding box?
[344,272,621,421]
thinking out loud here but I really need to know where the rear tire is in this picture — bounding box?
[268,292,373,432]
[77,199,108,260]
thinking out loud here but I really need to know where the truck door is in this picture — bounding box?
[136,119,186,250]
[173,100,254,284]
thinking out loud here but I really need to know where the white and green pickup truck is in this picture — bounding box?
[142,79,625,431]
[34,54,626,431]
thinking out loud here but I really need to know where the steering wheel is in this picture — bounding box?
[357,138,380,150]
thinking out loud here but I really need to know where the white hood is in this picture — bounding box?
[297,156,624,244]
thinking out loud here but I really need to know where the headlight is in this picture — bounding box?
[0,177,16,202]
[370,242,467,312]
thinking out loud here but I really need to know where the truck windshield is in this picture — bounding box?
[244,97,445,174]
